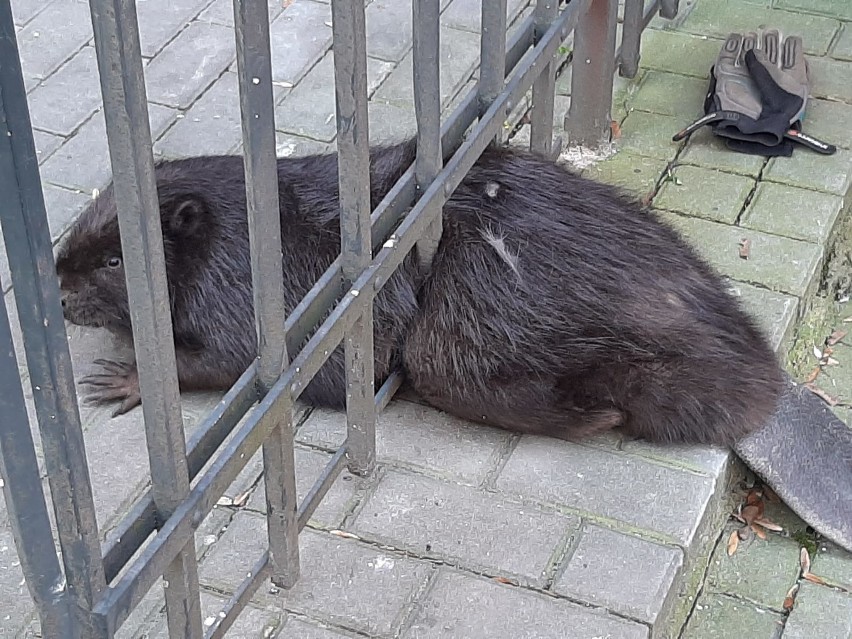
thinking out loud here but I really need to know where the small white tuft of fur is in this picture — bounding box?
[480,227,520,277]
[485,181,500,198]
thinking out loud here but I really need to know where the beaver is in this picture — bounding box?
[56,139,784,446]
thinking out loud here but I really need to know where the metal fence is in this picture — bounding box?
[0,0,675,636]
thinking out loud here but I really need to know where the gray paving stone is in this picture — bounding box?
[136,0,214,58]
[10,0,51,26]
[496,437,716,545]
[680,593,784,639]
[42,103,177,193]
[724,280,799,353]
[279,617,359,638]
[27,46,102,136]
[246,446,363,529]
[297,400,510,484]
[0,526,34,637]
[811,542,852,591]
[16,0,93,90]
[198,0,285,27]
[145,21,236,109]
[42,184,95,240]
[405,569,649,638]
[554,525,683,624]
[148,591,284,638]
[368,100,417,144]
[155,72,283,158]
[441,0,529,33]
[276,52,394,142]
[372,26,481,109]
[365,0,414,62]
[269,0,333,85]
[782,582,852,639]
[32,130,64,165]
[199,515,431,637]
[352,470,578,585]
[618,439,731,478]
[273,132,333,158]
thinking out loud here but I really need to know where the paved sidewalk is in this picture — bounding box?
[1,0,851,637]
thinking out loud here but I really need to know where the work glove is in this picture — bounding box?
[673,29,836,157]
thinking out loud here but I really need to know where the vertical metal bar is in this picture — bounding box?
[619,0,642,78]
[232,0,300,589]
[565,0,618,146]
[529,0,559,156]
[412,0,443,268]
[0,291,72,638]
[0,2,107,636]
[660,0,678,20]
[330,0,377,476]
[478,0,508,148]
[87,0,203,636]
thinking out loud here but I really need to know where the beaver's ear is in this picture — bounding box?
[162,195,207,240]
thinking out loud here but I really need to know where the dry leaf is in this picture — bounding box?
[492,576,514,584]
[739,238,751,260]
[827,329,848,346]
[232,489,251,508]
[803,573,828,586]
[610,120,622,140]
[746,489,762,506]
[281,0,294,7]
[216,496,234,507]
[727,529,739,556]
[783,584,798,611]
[800,547,811,574]
[329,529,360,540]
[805,365,821,383]
[813,345,824,360]
[741,503,764,525]
[804,383,839,406]
[751,523,767,540]
[640,191,654,207]
[737,525,753,542]
[843,316,852,323]
[827,357,840,366]
[754,517,783,532]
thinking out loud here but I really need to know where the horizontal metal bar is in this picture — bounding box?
[375,370,404,413]
[101,364,258,583]
[203,551,271,639]
[93,385,284,631]
[297,444,349,529]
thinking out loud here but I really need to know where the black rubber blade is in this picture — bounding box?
[734,373,852,553]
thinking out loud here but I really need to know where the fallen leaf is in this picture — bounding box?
[727,529,739,556]
[610,120,622,139]
[804,383,839,406]
[232,489,251,508]
[783,584,798,611]
[827,357,840,366]
[281,0,294,6]
[805,365,821,383]
[843,316,852,323]
[739,238,751,260]
[746,489,762,506]
[803,573,828,586]
[216,496,234,507]
[751,523,767,540]
[800,547,811,574]
[827,329,848,346]
[329,529,360,540]
[813,345,824,360]
[754,517,783,532]
[640,191,654,207]
[741,503,764,525]
[492,576,514,584]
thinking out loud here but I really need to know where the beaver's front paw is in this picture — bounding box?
[79,359,141,417]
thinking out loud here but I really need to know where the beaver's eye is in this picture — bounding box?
[106,257,122,269]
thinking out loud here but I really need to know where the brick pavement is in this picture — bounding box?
[1,0,852,637]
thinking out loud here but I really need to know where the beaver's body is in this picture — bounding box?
[57,139,784,445]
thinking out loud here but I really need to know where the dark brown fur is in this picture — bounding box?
[56,140,784,445]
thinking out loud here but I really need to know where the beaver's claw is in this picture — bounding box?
[79,359,141,417]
